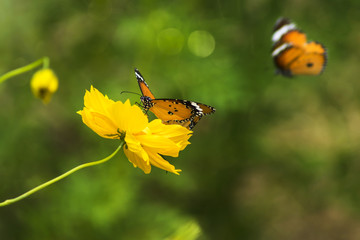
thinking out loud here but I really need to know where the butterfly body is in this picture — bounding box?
[271,17,327,77]
[135,68,215,129]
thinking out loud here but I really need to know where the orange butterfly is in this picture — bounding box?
[135,68,215,130]
[271,17,327,77]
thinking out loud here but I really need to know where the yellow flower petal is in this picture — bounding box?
[124,133,149,162]
[147,119,192,150]
[138,134,181,157]
[123,144,151,174]
[79,107,119,139]
[109,100,148,133]
[84,86,114,115]
[147,150,182,175]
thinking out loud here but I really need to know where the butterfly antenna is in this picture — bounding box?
[120,90,142,97]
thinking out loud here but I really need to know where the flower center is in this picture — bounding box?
[118,130,126,141]
[106,129,126,140]
[38,87,49,99]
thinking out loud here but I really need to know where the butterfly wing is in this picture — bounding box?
[134,68,216,129]
[196,102,217,115]
[279,30,307,47]
[135,68,155,99]
[149,99,210,120]
[272,18,296,43]
[273,45,304,76]
[274,43,326,76]
[149,99,215,129]
[271,18,327,77]
[186,115,203,130]
[288,42,327,75]
[165,115,203,130]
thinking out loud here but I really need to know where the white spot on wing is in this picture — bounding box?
[135,71,144,81]
[272,43,291,57]
[272,23,296,42]
[191,102,203,113]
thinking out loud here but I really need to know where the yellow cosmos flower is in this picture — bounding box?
[30,68,58,104]
[78,86,192,175]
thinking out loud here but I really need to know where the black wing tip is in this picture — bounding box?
[273,17,292,31]
[206,106,216,115]
[203,104,216,114]
[134,68,145,81]
[134,68,143,77]
[198,104,216,115]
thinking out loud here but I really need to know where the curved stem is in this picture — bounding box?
[0,57,50,84]
[0,141,124,207]
[42,57,50,69]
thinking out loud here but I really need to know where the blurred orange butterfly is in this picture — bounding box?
[135,68,215,130]
[271,17,327,77]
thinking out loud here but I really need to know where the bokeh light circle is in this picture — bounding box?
[157,28,184,55]
[187,30,215,57]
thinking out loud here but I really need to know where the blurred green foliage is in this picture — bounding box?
[1,0,360,239]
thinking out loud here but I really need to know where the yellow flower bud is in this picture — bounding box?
[30,68,58,104]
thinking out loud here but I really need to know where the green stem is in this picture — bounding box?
[42,57,50,69]
[0,141,124,207]
[0,56,50,84]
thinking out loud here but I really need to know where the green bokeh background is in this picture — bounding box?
[1,0,360,239]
